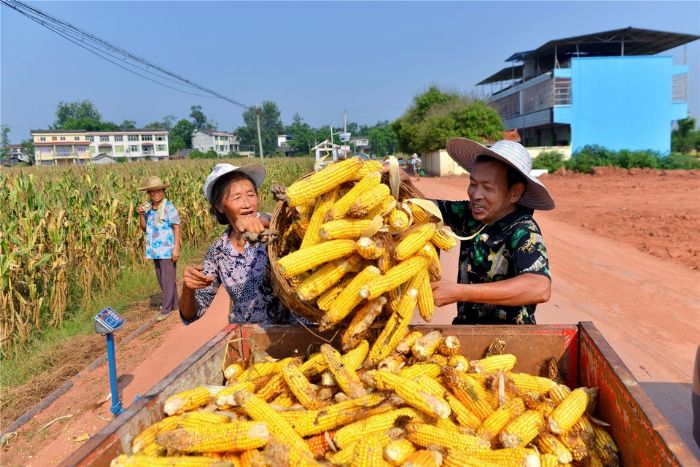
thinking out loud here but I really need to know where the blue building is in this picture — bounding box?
[479,27,699,154]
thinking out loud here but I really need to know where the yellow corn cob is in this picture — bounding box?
[349,183,391,217]
[360,255,429,300]
[500,409,545,448]
[406,422,490,451]
[356,236,385,260]
[509,372,557,394]
[399,362,442,380]
[138,442,165,456]
[342,338,370,371]
[572,414,595,443]
[270,391,296,408]
[388,208,410,233]
[286,393,387,437]
[549,383,572,404]
[352,438,385,467]
[402,450,443,467]
[155,421,269,453]
[536,433,574,464]
[415,270,435,321]
[593,426,620,467]
[412,375,446,398]
[427,354,448,366]
[549,387,589,434]
[234,391,311,454]
[411,330,443,360]
[320,344,366,398]
[300,188,338,249]
[332,407,420,449]
[435,415,462,433]
[395,224,436,260]
[164,387,212,416]
[296,256,361,301]
[321,265,381,330]
[437,335,460,357]
[471,354,517,373]
[521,391,556,416]
[383,438,416,466]
[445,394,482,431]
[341,297,386,351]
[254,374,286,402]
[327,428,401,465]
[377,239,394,273]
[409,204,433,225]
[263,442,319,467]
[476,397,526,441]
[377,354,406,373]
[558,431,590,461]
[442,448,539,467]
[277,239,357,278]
[431,227,457,251]
[317,276,352,312]
[239,358,294,382]
[589,452,606,467]
[281,362,326,410]
[132,414,229,454]
[306,431,335,458]
[540,453,560,467]
[239,449,266,467]
[443,368,496,421]
[352,160,384,180]
[448,354,470,372]
[365,370,451,419]
[365,309,412,367]
[320,218,375,240]
[217,381,259,408]
[326,171,381,220]
[396,331,423,354]
[366,194,398,219]
[224,363,245,382]
[285,157,362,207]
[421,243,442,281]
[111,455,236,467]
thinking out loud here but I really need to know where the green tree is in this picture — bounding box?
[672,117,700,154]
[119,119,137,130]
[1,124,11,163]
[190,105,215,130]
[365,120,399,156]
[170,119,196,153]
[237,101,284,156]
[285,113,315,155]
[20,138,35,165]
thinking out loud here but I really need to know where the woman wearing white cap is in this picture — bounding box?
[178,163,292,325]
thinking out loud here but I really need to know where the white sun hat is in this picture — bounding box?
[203,163,266,203]
[446,138,555,210]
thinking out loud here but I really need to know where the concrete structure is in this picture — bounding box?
[479,27,698,154]
[31,129,169,165]
[192,129,239,156]
[1,144,30,166]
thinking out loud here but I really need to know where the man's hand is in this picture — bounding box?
[430,280,467,307]
[234,215,266,235]
[172,248,180,263]
[183,265,213,291]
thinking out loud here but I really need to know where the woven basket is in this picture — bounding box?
[268,173,421,323]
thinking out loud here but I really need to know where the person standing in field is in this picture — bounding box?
[137,176,181,322]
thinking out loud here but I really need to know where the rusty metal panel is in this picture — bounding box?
[63,325,240,467]
[579,322,686,466]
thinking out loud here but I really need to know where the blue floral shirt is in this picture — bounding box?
[185,226,291,325]
[144,200,180,259]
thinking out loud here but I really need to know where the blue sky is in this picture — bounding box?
[1,1,699,143]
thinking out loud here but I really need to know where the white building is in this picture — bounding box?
[192,129,239,156]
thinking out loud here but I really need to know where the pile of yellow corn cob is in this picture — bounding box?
[111,330,619,467]
[275,157,454,343]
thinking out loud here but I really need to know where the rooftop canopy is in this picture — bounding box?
[477,64,523,85]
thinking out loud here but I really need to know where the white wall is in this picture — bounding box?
[528,146,572,160]
[423,149,469,177]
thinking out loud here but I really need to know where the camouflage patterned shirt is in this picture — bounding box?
[437,201,551,325]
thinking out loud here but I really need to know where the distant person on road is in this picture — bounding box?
[178,163,294,325]
[409,153,422,178]
[137,176,181,322]
[400,139,554,324]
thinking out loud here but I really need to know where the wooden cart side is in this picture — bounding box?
[62,324,240,467]
[579,322,692,466]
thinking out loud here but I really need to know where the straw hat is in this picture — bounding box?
[203,163,266,203]
[446,138,555,210]
[139,175,169,191]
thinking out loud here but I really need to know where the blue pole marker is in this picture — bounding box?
[94,307,126,417]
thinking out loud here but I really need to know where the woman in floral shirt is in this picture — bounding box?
[179,163,291,325]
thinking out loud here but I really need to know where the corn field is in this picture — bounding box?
[0,157,314,357]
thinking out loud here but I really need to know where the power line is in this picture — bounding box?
[1,0,251,109]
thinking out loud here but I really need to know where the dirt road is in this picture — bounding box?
[3,170,699,464]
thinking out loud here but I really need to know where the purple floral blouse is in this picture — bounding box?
[183,226,290,325]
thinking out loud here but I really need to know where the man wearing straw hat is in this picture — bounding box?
[406,138,554,324]
[138,175,181,322]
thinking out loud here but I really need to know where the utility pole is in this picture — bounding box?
[255,106,264,162]
[344,110,347,133]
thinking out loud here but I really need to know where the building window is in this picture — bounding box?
[128,135,139,142]
[155,135,165,141]
[142,135,152,141]
[60,136,66,141]
[39,137,46,142]
[52,137,57,141]
[156,144,166,151]
[115,146,124,153]
[86,136,94,142]
[114,135,123,142]
[74,136,80,141]
[100,135,109,142]
[129,145,139,152]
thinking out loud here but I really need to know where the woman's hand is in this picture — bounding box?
[234,215,266,235]
[430,281,467,307]
[172,248,180,263]
[137,204,146,215]
[183,265,213,291]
